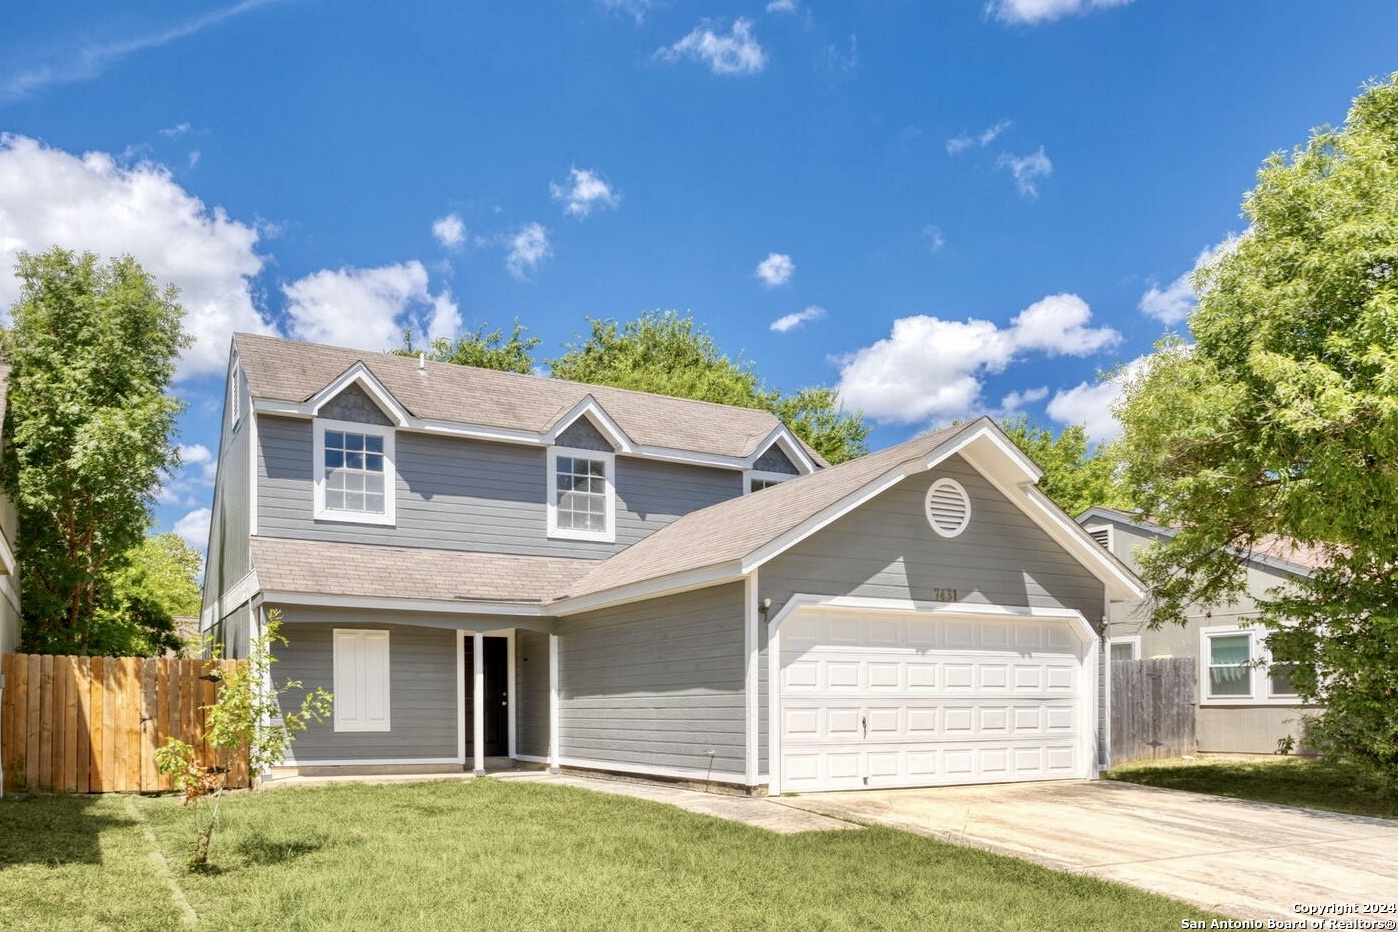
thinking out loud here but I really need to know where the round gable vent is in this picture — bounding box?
[925,478,971,538]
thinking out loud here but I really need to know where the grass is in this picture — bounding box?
[1,779,1221,931]
[1107,756,1398,820]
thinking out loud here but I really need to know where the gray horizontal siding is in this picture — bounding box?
[256,414,740,558]
[516,630,550,758]
[762,456,1105,621]
[274,621,458,762]
[557,583,746,775]
[204,372,253,615]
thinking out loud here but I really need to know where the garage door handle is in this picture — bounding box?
[861,715,867,738]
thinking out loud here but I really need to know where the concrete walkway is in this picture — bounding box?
[775,779,1398,921]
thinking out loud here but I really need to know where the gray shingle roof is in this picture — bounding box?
[553,422,970,601]
[234,333,814,462]
[250,537,595,603]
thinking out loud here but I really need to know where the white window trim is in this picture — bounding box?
[546,446,616,543]
[313,418,396,526]
[1108,635,1141,661]
[333,628,391,732]
[1199,624,1300,705]
[743,469,794,494]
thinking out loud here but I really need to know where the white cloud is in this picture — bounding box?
[282,260,458,351]
[946,119,1013,154]
[432,213,466,248]
[1138,236,1238,324]
[999,386,1049,414]
[659,18,766,76]
[173,507,212,551]
[550,168,621,218]
[506,223,552,280]
[834,293,1120,425]
[598,0,656,23]
[923,225,946,252]
[987,0,1133,26]
[1046,354,1149,442]
[177,442,217,480]
[1,0,289,104]
[755,252,795,287]
[997,147,1053,197]
[771,305,825,333]
[0,134,276,380]
[767,0,798,11]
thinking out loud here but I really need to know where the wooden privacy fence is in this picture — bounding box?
[1111,656,1197,765]
[0,653,250,794]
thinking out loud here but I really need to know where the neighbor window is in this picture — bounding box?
[1109,637,1140,663]
[547,447,615,542]
[314,420,395,525]
[1200,626,1301,704]
[333,629,390,732]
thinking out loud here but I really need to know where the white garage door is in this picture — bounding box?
[778,610,1093,793]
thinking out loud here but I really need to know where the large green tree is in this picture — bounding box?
[999,418,1130,516]
[1114,75,1398,778]
[1,248,188,655]
[394,322,540,374]
[92,532,203,657]
[549,310,869,463]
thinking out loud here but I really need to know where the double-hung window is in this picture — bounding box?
[314,420,396,525]
[1200,625,1300,704]
[547,447,615,542]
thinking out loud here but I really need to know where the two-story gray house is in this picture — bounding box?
[203,333,1141,794]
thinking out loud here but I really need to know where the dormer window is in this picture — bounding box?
[314,419,396,526]
[547,447,616,543]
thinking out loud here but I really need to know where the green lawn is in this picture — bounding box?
[1,779,1219,931]
[1107,756,1398,820]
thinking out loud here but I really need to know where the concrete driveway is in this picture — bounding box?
[777,780,1398,921]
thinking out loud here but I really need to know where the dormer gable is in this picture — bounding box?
[744,427,818,492]
[308,362,410,427]
[544,396,632,453]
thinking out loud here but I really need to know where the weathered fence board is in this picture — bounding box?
[1111,656,1197,765]
[0,653,249,794]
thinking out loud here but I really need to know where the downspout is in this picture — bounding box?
[1099,610,1111,775]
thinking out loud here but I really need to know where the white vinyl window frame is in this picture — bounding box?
[1108,636,1141,662]
[1199,625,1301,705]
[313,418,396,526]
[333,628,391,732]
[743,469,794,494]
[546,446,616,543]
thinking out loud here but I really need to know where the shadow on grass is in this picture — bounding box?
[0,794,130,868]
[233,831,331,865]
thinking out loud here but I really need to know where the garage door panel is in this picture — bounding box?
[779,611,1091,792]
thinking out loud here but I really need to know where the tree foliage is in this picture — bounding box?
[549,310,870,463]
[394,322,540,374]
[998,418,1130,516]
[1114,75,1398,779]
[0,248,188,655]
[91,532,203,657]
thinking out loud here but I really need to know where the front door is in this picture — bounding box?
[464,636,509,757]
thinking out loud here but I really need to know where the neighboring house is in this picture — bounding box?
[0,365,20,659]
[1077,506,1321,755]
[203,333,1141,794]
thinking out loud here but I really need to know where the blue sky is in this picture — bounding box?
[1,0,1396,551]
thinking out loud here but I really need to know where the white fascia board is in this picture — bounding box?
[251,400,751,473]
[748,424,819,474]
[260,590,548,617]
[547,562,745,616]
[544,395,635,454]
[0,521,14,576]
[1019,485,1146,602]
[740,424,994,574]
[308,362,411,426]
[214,570,261,619]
